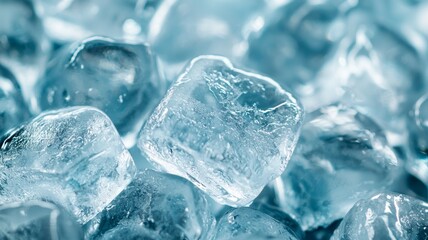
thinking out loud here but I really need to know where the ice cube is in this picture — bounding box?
[331,192,428,240]
[0,200,83,240]
[138,55,304,206]
[36,36,165,139]
[85,169,214,240]
[0,64,30,136]
[0,0,51,101]
[148,0,266,79]
[246,0,352,98]
[34,0,162,43]
[0,107,137,223]
[211,207,301,240]
[276,104,400,230]
[309,14,425,145]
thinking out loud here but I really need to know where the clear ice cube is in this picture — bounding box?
[138,55,304,206]
[36,36,165,138]
[0,0,51,101]
[246,0,352,98]
[0,64,30,136]
[34,0,162,43]
[211,207,301,240]
[0,200,83,240]
[0,107,137,223]
[310,14,425,145]
[276,104,400,230]
[85,169,214,240]
[331,192,428,240]
[148,0,266,79]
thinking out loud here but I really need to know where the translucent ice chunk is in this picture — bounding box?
[148,0,266,79]
[34,0,162,43]
[276,104,400,230]
[0,107,137,223]
[138,55,304,206]
[85,169,214,240]
[0,201,83,240]
[331,192,428,240]
[406,94,428,185]
[36,36,165,138]
[310,15,425,145]
[211,207,301,240]
[0,0,51,101]
[246,0,353,97]
[0,64,30,136]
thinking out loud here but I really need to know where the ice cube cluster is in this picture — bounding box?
[0,0,427,239]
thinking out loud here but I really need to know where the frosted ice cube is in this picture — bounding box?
[0,107,137,223]
[138,55,303,206]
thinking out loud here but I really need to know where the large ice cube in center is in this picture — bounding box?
[138,55,304,206]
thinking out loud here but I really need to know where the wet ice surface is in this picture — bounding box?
[332,192,428,240]
[211,207,301,240]
[0,0,428,239]
[85,169,214,240]
[0,64,30,136]
[139,55,303,206]
[0,107,136,223]
[277,104,400,230]
[36,37,165,138]
[0,201,83,240]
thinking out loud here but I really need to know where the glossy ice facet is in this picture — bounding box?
[0,64,30,136]
[148,0,266,79]
[0,0,50,100]
[277,104,400,230]
[311,15,425,144]
[246,0,352,98]
[332,193,428,240]
[85,169,214,240]
[34,0,162,43]
[211,207,301,240]
[138,55,304,206]
[36,37,165,137]
[0,107,137,223]
[0,201,83,240]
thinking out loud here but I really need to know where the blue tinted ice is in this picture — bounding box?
[0,0,50,99]
[34,0,162,43]
[406,94,428,185]
[36,37,165,138]
[332,192,428,240]
[276,104,400,230]
[0,64,30,136]
[311,15,425,144]
[0,201,83,240]
[85,169,214,240]
[211,207,301,240]
[148,0,266,78]
[138,55,304,206]
[246,0,352,98]
[0,107,137,223]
